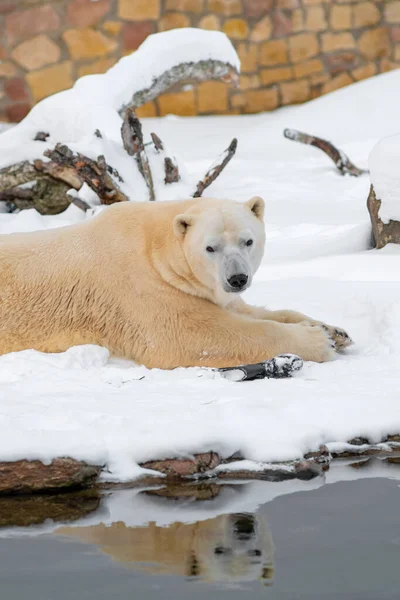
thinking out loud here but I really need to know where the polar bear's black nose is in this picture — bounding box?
[228,274,248,290]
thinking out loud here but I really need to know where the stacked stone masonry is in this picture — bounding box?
[0,0,399,121]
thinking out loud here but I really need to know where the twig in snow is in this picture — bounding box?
[150,132,180,184]
[121,108,155,201]
[284,128,368,177]
[34,131,50,142]
[193,138,238,198]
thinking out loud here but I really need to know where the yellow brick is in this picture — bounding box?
[289,33,319,63]
[305,6,327,31]
[198,81,228,112]
[260,40,288,66]
[260,66,292,85]
[26,61,73,102]
[394,45,400,61]
[231,93,247,108]
[352,63,377,81]
[322,73,353,95]
[292,9,304,33]
[223,18,249,39]
[118,0,160,20]
[207,0,242,16]
[353,2,381,28]
[103,21,122,36]
[240,74,260,89]
[281,80,310,105]
[303,0,328,4]
[166,0,204,11]
[77,57,116,78]
[322,32,356,52]
[157,89,196,116]
[237,43,258,72]
[198,14,221,30]
[158,12,191,31]
[358,28,390,59]
[136,101,157,117]
[63,29,117,60]
[310,72,330,85]
[243,89,279,113]
[11,35,60,71]
[385,1,400,23]
[330,5,351,30]
[293,58,323,78]
[250,16,272,42]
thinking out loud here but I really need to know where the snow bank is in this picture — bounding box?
[1,69,400,483]
[369,133,400,224]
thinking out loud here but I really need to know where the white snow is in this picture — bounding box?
[2,68,400,482]
[369,132,400,223]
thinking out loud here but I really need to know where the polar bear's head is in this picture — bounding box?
[173,197,265,304]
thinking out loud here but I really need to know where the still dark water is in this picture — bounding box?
[1,459,400,600]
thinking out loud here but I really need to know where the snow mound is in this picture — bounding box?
[369,133,400,224]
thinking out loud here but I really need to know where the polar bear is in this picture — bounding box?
[0,197,351,368]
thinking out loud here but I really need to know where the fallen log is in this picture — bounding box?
[193,138,238,197]
[284,128,367,177]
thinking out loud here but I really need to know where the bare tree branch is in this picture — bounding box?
[284,128,368,177]
[193,138,238,198]
[121,109,155,201]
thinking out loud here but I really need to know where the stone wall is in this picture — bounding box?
[0,0,399,122]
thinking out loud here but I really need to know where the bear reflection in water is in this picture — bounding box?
[57,511,274,585]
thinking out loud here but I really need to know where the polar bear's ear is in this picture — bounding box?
[173,214,194,238]
[246,196,265,220]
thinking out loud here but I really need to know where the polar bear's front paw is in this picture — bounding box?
[293,322,336,363]
[319,323,353,352]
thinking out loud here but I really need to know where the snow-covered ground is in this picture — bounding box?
[1,70,400,484]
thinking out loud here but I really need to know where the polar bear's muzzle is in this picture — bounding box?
[222,255,251,293]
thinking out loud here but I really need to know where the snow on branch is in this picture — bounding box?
[284,128,368,177]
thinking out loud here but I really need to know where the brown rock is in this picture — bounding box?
[157,89,196,116]
[385,1,400,23]
[198,14,221,29]
[293,58,323,77]
[303,0,328,4]
[158,12,191,31]
[207,0,242,16]
[68,0,111,28]
[166,0,204,11]
[0,491,100,527]
[281,79,310,104]
[244,0,273,18]
[11,34,60,71]
[0,42,7,60]
[305,6,327,30]
[103,21,122,36]
[325,51,358,75]
[141,452,221,477]
[63,29,117,60]
[289,33,319,63]
[250,16,272,41]
[391,26,400,42]
[223,18,249,39]
[77,57,116,78]
[358,28,390,60]
[6,5,60,46]
[136,101,157,117]
[322,72,353,94]
[243,88,279,113]
[237,43,258,72]
[4,78,28,101]
[260,39,288,65]
[6,103,31,123]
[276,0,300,7]
[123,21,155,51]
[198,81,228,112]
[322,32,356,52]
[26,61,74,102]
[330,4,351,30]
[353,1,381,28]
[118,0,160,20]
[272,9,292,37]
[260,66,292,85]
[0,458,101,495]
[352,63,377,81]
[0,3,16,15]
[0,62,17,78]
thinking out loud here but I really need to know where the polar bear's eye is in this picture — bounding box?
[246,239,254,247]
[206,246,215,253]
